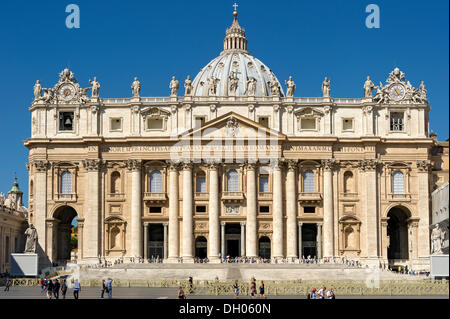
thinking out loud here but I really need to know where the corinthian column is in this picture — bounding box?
[322,159,335,258]
[272,162,284,259]
[286,160,298,259]
[245,163,257,257]
[208,163,220,262]
[83,159,102,262]
[33,160,49,268]
[167,162,179,263]
[128,159,142,259]
[416,160,432,262]
[361,159,379,261]
[182,162,194,263]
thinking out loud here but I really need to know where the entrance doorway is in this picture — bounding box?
[302,224,317,258]
[225,224,241,257]
[195,236,207,259]
[258,236,271,259]
[148,224,164,259]
[387,206,410,261]
[53,206,78,263]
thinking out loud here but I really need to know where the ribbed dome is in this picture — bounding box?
[191,10,284,97]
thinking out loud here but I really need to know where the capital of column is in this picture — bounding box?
[33,160,49,172]
[143,222,149,227]
[206,161,221,170]
[240,221,246,226]
[287,160,298,172]
[244,161,257,170]
[167,161,180,171]
[298,221,303,226]
[181,162,194,171]
[358,159,380,172]
[416,160,432,172]
[126,159,142,171]
[321,159,338,172]
[220,222,226,227]
[163,222,169,227]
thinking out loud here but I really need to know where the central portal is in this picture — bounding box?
[225,224,241,257]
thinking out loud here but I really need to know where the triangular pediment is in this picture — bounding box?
[180,112,286,141]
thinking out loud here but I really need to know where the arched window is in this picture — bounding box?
[226,169,239,192]
[302,170,315,193]
[111,171,121,194]
[343,171,354,193]
[150,170,162,193]
[60,171,72,194]
[392,171,404,194]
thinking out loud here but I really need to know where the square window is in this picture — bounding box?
[303,206,315,213]
[196,205,207,213]
[390,112,404,131]
[301,118,316,130]
[259,206,270,214]
[342,118,353,131]
[149,206,162,214]
[59,112,74,131]
[110,118,122,131]
[258,117,269,128]
[147,118,164,130]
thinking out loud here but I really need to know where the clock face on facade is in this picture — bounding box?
[58,84,75,100]
[389,84,406,101]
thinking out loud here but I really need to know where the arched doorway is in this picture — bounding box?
[148,224,164,259]
[387,206,410,261]
[195,236,207,259]
[258,236,271,259]
[53,206,78,263]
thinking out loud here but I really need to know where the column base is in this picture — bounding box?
[208,257,221,263]
[181,256,195,263]
[164,257,180,264]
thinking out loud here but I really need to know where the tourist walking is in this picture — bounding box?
[4,277,11,292]
[106,278,113,299]
[177,287,186,299]
[100,279,106,298]
[233,280,239,299]
[40,279,45,294]
[61,279,67,299]
[188,276,193,293]
[250,282,256,299]
[326,287,335,299]
[53,279,60,299]
[259,281,266,299]
[46,279,54,299]
[317,287,325,299]
[73,279,81,299]
[307,288,317,299]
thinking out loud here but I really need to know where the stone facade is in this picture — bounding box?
[431,182,449,255]
[25,10,448,271]
[0,178,28,273]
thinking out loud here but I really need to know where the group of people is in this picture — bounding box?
[307,287,336,299]
[233,278,267,299]
[100,278,113,299]
[40,278,68,299]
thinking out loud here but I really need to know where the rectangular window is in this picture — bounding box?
[390,112,404,131]
[304,206,316,213]
[259,175,269,193]
[259,206,270,214]
[196,177,206,193]
[301,118,316,130]
[149,206,162,214]
[147,118,164,130]
[59,112,74,131]
[258,117,269,128]
[342,118,353,131]
[110,118,122,131]
[194,116,206,129]
[196,205,207,213]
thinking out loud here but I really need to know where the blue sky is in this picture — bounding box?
[0,0,448,205]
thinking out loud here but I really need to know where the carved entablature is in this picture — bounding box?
[416,160,432,172]
[33,160,49,172]
[358,159,380,171]
[321,159,339,171]
[126,159,142,171]
[373,67,427,105]
[82,159,103,171]
[141,106,170,119]
[33,68,93,105]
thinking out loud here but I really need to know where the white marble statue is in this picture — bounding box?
[431,225,445,254]
[42,88,55,103]
[89,77,101,97]
[418,81,427,100]
[207,77,219,96]
[322,77,330,97]
[388,67,405,84]
[131,77,141,97]
[363,76,375,98]
[33,80,42,101]
[169,76,179,96]
[246,76,257,96]
[59,68,74,83]
[184,75,192,96]
[269,76,280,97]
[228,72,239,96]
[24,224,38,253]
[373,82,386,104]
[285,76,296,97]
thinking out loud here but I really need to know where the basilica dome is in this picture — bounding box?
[191,11,284,97]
